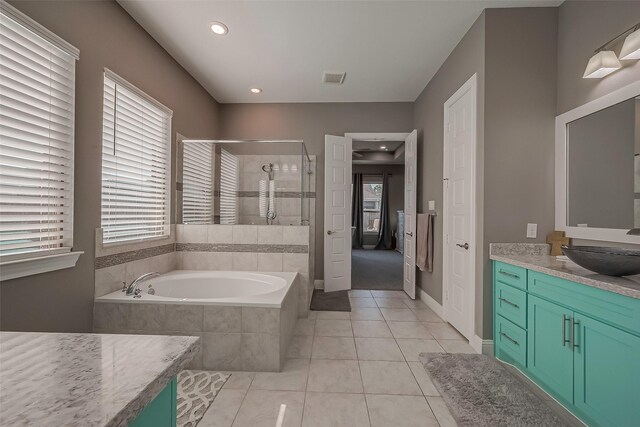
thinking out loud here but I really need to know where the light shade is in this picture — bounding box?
[583,50,622,78]
[620,27,640,60]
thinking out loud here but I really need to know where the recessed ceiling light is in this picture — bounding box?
[210,22,228,35]
[250,87,262,94]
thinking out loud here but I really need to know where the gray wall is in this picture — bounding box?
[353,164,405,246]
[557,1,640,115]
[0,1,220,332]
[219,103,414,280]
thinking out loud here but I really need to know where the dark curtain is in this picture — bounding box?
[375,173,392,249]
[352,173,363,249]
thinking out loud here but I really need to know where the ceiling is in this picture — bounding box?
[118,0,561,104]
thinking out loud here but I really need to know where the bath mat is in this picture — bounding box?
[419,353,568,427]
[176,370,230,427]
[310,289,351,312]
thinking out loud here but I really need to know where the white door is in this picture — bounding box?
[403,130,418,299]
[443,74,477,340]
[324,135,352,292]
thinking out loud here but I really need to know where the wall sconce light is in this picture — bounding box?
[583,22,640,79]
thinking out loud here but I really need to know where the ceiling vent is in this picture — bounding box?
[323,71,346,85]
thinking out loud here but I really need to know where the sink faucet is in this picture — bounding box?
[124,272,161,296]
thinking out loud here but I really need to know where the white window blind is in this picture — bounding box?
[101,70,172,244]
[182,141,213,224]
[0,3,79,259]
[219,148,238,225]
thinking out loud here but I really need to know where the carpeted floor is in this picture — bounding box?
[351,249,403,290]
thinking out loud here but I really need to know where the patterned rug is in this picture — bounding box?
[176,370,230,427]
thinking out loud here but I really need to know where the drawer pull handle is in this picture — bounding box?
[562,314,571,347]
[498,297,519,308]
[572,318,580,349]
[500,332,519,346]
[498,269,519,279]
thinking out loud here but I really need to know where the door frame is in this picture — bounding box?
[442,73,478,341]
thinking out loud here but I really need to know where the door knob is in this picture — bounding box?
[406,232,413,237]
[456,243,470,250]
[327,230,335,235]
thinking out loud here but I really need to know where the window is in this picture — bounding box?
[219,148,238,225]
[101,70,172,244]
[0,3,79,266]
[182,141,213,224]
[363,175,383,233]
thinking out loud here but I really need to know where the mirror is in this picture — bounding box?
[566,96,640,230]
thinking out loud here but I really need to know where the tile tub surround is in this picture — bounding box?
[94,277,299,372]
[177,224,313,317]
[0,332,198,427]
[490,252,640,299]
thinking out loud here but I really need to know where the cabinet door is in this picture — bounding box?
[573,314,640,427]
[527,295,574,404]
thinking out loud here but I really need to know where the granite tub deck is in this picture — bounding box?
[0,332,199,427]
[489,243,640,299]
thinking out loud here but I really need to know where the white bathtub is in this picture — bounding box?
[96,270,297,308]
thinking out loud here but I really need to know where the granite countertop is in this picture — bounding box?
[0,332,199,427]
[490,250,640,299]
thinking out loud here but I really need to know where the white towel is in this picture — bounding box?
[268,180,276,215]
[259,180,267,217]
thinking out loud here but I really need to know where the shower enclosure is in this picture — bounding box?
[176,140,312,226]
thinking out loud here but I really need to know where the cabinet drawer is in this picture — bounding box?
[496,316,527,368]
[495,281,527,329]
[494,261,527,290]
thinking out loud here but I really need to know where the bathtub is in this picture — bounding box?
[94,270,300,372]
[96,270,297,308]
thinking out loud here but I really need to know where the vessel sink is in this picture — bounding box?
[561,245,640,277]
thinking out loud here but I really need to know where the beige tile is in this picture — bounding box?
[198,388,245,427]
[349,290,372,297]
[407,361,440,396]
[202,333,242,370]
[182,252,232,270]
[148,252,177,274]
[162,304,203,332]
[349,297,378,308]
[233,390,305,427]
[371,290,405,299]
[232,252,258,271]
[412,307,444,322]
[232,225,258,244]
[131,303,165,331]
[241,333,280,371]
[306,359,363,393]
[180,224,208,243]
[351,320,392,338]
[242,307,279,334]
[374,298,409,308]
[402,298,430,310]
[426,396,458,427]
[366,394,439,427]
[396,339,445,362]
[311,336,357,360]
[315,319,353,337]
[250,358,309,391]
[257,225,283,244]
[293,318,315,336]
[222,371,255,390]
[286,335,313,359]
[350,307,383,321]
[315,311,350,320]
[283,253,309,273]
[204,306,242,332]
[257,253,283,272]
[355,337,405,361]
[283,226,309,245]
[387,321,433,339]
[359,361,422,395]
[208,225,233,243]
[423,322,465,339]
[438,339,476,354]
[95,264,126,297]
[380,308,418,322]
[306,310,318,319]
[302,392,369,427]
[124,258,151,283]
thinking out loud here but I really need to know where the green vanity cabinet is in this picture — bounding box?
[129,377,177,427]
[493,261,640,427]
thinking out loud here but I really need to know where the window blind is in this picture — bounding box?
[0,6,78,258]
[219,148,238,225]
[182,141,213,224]
[101,71,172,244]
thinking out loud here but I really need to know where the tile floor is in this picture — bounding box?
[199,290,468,427]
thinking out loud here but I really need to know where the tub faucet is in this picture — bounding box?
[125,272,161,296]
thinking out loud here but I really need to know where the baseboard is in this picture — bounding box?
[314,279,324,289]
[471,336,494,355]
[417,286,444,318]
